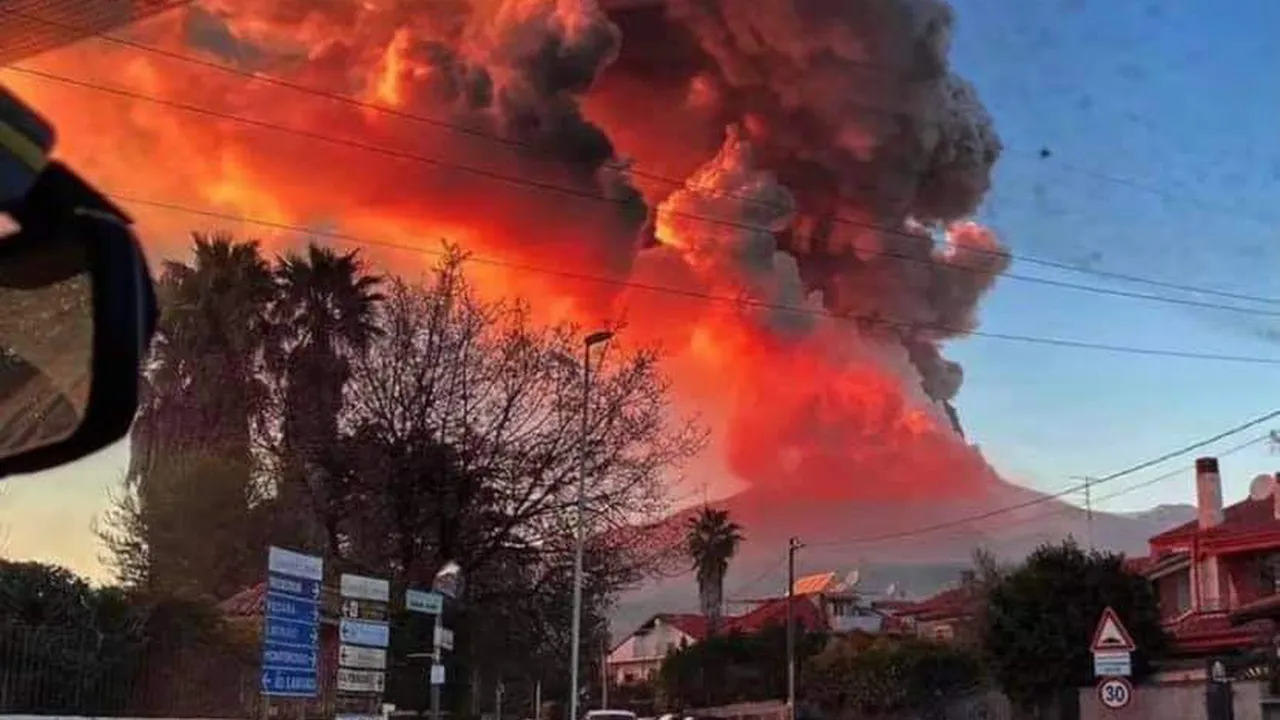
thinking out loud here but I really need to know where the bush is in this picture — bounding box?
[658,623,827,709]
[803,636,984,719]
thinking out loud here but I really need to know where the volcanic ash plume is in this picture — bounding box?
[637,128,1003,501]
[593,0,1010,405]
[4,0,1014,501]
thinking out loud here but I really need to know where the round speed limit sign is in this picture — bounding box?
[1097,677,1133,710]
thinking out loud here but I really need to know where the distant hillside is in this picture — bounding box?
[1120,504,1196,529]
[609,485,1195,635]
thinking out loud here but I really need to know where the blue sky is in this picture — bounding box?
[2,0,1279,579]
[946,0,1280,510]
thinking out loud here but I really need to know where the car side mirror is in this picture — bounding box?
[0,159,157,477]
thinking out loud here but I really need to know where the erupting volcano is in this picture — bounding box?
[5,0,1025,520]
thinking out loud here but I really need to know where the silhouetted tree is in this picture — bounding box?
[982,539,1166,713]
[271,244,383,557]
[685,506,743,635]
[104,233,276,598]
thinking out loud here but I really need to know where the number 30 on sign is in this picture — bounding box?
[1097,677,1133,710]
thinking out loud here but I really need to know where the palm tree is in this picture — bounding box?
[112,232,277,597]
[271,243,383,556]
[686,506,744,635]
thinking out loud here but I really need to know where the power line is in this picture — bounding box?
[976,432,1275,541]
[19,7,1267,236]
[1092,432,1276,506]
[103,191,1280,365]
[804,408,1280,549]
[8,27,1280,310]
[674,431,1275,611]
[10,65,1280,320]
[724,555,788,604]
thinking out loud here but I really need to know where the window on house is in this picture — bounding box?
[1259,554,1280,596]
[1172,570,1192,613]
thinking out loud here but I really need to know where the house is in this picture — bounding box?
[892,571,983,644]
[1137,457,1280,657]
[606,613,706,686]
[606,572,862,687]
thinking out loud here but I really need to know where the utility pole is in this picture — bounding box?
[601,641,609,709]
[1071,475,1095,550]
[786,537,803,720]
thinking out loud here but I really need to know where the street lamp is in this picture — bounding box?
[428,560,463,720]
[559,329,614,720]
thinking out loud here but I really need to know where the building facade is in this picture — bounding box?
[1140,457,1280,656]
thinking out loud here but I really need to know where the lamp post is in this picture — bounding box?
[563,329,614,720]
[429,560,463,720]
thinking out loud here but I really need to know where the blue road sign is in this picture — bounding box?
[262,546,322,698]
[268,572,322,601]
[262,645,318,671]
[264,616,319,647]
[261,667,319,697]
[339,617,390,648]
[265,592,319,623]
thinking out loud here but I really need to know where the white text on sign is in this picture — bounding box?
[337,668,386,694]
[406,589,443,614]
[1092,650,1132,678]
[340,573,391,602]
[339,618,391,648]
[267,546,324,581]
[339,644,388,670]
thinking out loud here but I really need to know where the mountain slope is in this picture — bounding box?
[610,483,1192,634]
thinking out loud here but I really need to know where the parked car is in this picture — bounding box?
[584,710,638,720]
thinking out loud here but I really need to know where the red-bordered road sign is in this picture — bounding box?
[1097,677,1133,710]
[1091,606,1137,653]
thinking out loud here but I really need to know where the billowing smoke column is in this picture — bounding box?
[593,0,1009,412]
[3,0,1013,501]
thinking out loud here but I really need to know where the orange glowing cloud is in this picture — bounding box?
[2,0,1011,503]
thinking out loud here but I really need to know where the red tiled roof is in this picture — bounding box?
[1122,556,1155,575]
[1163,611,1273,653]
[724,596,826,634]
[897,586,978,622]
[1229,594,1280,625]
[792,572,837,595]
[626,597,827,649]
[658,613,708,641]
[219,582,267,617]
[1151,496,1280,546]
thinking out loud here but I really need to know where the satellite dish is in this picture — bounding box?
[1250,474,1276,501]
[842,569,860,590]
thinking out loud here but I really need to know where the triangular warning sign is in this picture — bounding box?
[1091,607,1137,652]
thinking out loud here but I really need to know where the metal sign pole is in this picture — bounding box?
[430,609,443,720]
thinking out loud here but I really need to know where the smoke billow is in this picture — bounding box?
[4,0,1014,500]
[595,0,1009,406]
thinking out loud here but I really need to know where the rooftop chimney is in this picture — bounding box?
[1274,472,1280,520]
[1196,457,1224,530]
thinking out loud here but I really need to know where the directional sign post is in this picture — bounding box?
[408,588,448,688]
[337,573,391,714]
[1091,606,1137,681]
[261,546,323,698]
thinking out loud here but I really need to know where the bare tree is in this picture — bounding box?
[333,246,706,587]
